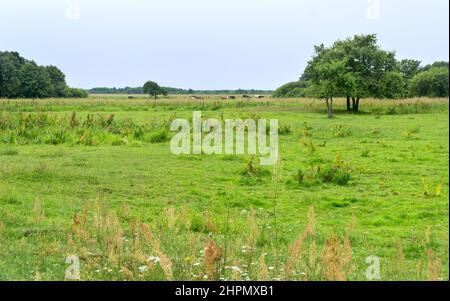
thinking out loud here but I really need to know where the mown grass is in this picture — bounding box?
[0,96,448,281]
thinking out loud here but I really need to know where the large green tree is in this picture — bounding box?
[0,51,85,99]
[302,34,403,113]
[397,59,422,81]
[143,81,167,99]
[0,51,26,98]
[18,62,54,98]
[308,52,356,118]
[45,65,67,97]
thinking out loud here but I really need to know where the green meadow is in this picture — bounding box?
[0,96,448,281]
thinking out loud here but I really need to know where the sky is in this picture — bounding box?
[0,0,448,90]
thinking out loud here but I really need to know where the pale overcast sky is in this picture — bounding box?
[0,0,448,89]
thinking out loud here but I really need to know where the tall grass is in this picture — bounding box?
[0,112,171,146]
[54,200,445,281]
[0,96,448,114]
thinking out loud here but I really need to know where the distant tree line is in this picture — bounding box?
[89,86,273,95]
[0,51,88,99]
[273,34,449,117]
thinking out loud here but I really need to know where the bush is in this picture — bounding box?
[290,163,352,188]
[147,129,169,144]
[64,87,89,98]
[318,166,351,185]
[278,125,293,135]
[273,81,309,98]
[409,67,449,97]
[332,124,351,137]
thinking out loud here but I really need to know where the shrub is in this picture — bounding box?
[64,87,89,98]
[278,125,293,135]
[147,129,169,144]
[318,166,351,186]
[273,81,309,98]
[332,124,351,138]
[409,67,449,97]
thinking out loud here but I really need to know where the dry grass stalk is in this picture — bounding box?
[426,249,441,281]
[166,207,176,231]
[117,227,124,257]
[305,206,315,236]
[424,226,432,245]
[204,239,222,280]
[33,196,45,222]
[321,235,346,281]
[72,203,90,241]
[395,241,405,274]
[177,205,190,230]
[121,267,134,280]
[119,203,131,219]
[130,217,145,262]
[204,211,217,233]
[286,206,315,277]
[34,271,42,281]
[342,236,352,273]
[141,223,174,280]
[416,261,423,280]
[346,214,357,234]
[258,254,269,281]
[247,208,260,248]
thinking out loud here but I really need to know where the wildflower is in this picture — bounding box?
[138,265,149,273]
[147,256,161,264]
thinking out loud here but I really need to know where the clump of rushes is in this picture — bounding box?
[290,158,352,187]
[332,124,351,137]
[278,125,293,135]
[0,112,173,146]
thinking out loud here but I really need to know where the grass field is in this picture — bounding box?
[0,95,448,281]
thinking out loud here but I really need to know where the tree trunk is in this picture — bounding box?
[355,98,360,112]
[352,98,356,112]
[325,98,330,117]
[327,97,333,119]
[346,96,351,112]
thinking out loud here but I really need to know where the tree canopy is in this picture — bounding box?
[0,51,87,99]
[143,81,168,99]
[272,81,309,98]
[274,34,449,117]
[409,67,449,98]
